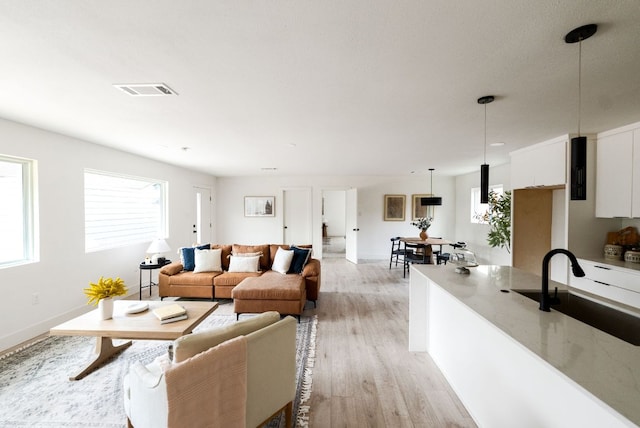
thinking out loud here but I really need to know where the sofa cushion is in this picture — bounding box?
[232,272,305,300]
[232,244,270,270]
[211,245,232,270]
[289,246,312,274]
[167,271,219,286]
[194,248,222,273]
[172,311,281,363]
[180,244,211,271]
[228,255,261,272]
[214,271,262,287]
[272,247,294,274]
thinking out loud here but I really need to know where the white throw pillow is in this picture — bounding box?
[227,255,261,272]
[194,248,222,273]
[272,248,294,274]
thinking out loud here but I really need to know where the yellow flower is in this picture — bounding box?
[83,276,127,306]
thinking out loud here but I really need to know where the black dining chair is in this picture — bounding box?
[389,237,410,269]
[403,242,432,277]
[429,237,450,265]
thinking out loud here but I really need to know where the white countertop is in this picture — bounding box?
[413,263,640,426]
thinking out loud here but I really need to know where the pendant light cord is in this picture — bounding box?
[577,39,582,137]
[483,103,487,164]
[430,169,433,194]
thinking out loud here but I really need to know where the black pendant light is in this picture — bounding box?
[421,168,442,206]
[478,95,495,204]
[566,24,597,201]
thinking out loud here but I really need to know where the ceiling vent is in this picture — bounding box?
[113,83,178,96]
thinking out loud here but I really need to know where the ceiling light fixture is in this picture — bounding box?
[113,83,178,96]
[421,168,442,206]
[565,23,597,201]
[478,95,495,204]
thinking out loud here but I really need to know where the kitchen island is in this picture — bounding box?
[409,264,640,428]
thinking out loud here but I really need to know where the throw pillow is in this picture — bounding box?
[232,251,263,257]
[193,248,222,273]
[272,248,294,274]
[227,255,261,272]
[288,246,311,274]
[180,243,211,271]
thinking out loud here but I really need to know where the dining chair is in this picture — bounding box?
[429,237,450,265]
[403,242,432,277]
[389,237,410,269]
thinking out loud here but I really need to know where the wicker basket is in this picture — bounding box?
[604,244,624,260]
[625,250,640,263]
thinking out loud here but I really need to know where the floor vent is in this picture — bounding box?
[113,83,178,96]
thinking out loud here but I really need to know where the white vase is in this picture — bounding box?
[98,297,114,320]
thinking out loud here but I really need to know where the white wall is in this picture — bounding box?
[215,174,457,260]
[454,163,512,266]
[0,118,215,352]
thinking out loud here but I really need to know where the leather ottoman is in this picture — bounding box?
[232,271,306,320]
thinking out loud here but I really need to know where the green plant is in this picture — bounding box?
[83,276,127,305]
[411,216,433,231]
[477,190,511,253]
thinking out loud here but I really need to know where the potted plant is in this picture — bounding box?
[84,276,128,320]
[411,217,433,240]
[476,190,511,253]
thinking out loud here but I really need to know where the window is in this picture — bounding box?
[0,155,36,267]
[470,185,504,224]
[84,170,167,252]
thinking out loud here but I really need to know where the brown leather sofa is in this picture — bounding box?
[158,244,321,311]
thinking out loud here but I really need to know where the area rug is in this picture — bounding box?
[0,312,317,428]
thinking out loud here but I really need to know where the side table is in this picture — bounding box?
[139,260,171,298]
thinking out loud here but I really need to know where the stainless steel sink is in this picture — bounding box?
[515,290,640,346]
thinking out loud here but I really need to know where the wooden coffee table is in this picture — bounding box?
[50,300,218,380]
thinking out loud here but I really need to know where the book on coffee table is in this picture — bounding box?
[160,314,188,324]
[152,303,186,321]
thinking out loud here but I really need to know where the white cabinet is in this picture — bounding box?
[595,124,640,218]
[511,137,566,189]
[570,259,640,310]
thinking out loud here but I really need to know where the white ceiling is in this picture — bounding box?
[1,1,639,178]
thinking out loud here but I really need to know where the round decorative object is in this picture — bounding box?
[625,250,640,264]
[125,301,149,314]
[419,230,428,240]
[98,297,114,320]
[604,244,624,260]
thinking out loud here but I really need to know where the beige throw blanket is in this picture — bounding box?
[165,335,248,428]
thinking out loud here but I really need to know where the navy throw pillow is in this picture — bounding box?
[181,243,210,271]
[288,246,311,274]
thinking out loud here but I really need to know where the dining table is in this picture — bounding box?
[400,237,454,263]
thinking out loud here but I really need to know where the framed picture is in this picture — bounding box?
[412,194,435,220]
[244,196,275,217]
[384,194,405,221]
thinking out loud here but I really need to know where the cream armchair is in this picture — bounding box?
[123,311,297,428]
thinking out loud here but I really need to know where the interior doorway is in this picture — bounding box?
[322,190,347,259]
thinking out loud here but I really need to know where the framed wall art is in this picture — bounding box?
[384,194,405,221]
[411,194,435,220]
[244,196,275,217]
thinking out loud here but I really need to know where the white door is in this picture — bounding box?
[283,188,312,245]
[345,188,358,264]
[193,186,212,245]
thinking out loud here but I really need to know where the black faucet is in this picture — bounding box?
[540,249,585,312]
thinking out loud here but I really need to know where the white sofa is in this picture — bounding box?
[123,311,297,428]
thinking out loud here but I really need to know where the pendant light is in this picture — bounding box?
[421,168,442,206]
[478,95,495,204]
[566,24,597,201]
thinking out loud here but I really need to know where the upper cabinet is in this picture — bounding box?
[510,137,567,190]
[596,123,640,218]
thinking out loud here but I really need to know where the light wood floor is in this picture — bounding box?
[304,257,476,427]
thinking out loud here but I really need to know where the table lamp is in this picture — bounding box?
[146,239,171,264]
